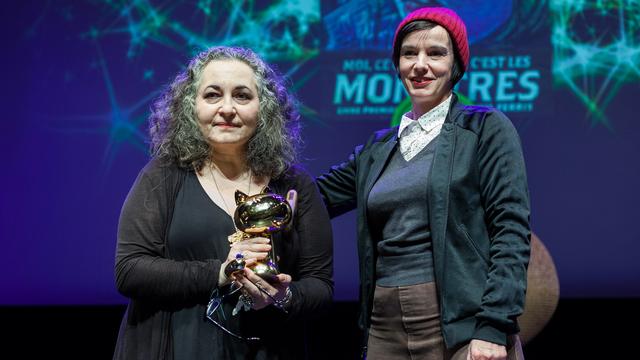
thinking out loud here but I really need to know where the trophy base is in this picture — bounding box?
[252,261,279,283]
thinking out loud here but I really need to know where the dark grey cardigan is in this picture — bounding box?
[317,93,531,351]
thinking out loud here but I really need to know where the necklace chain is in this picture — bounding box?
[209,163,252,216]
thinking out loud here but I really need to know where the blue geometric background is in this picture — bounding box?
[2,0,639,304]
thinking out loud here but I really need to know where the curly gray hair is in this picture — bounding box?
[149,46,301,178]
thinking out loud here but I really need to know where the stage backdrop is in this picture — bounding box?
[2,0,639,304]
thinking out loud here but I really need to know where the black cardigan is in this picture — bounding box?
[113,158,333,359]
[317,93,531,350]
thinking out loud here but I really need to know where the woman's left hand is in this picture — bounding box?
[467,339,507,360]
[235,269,292,310]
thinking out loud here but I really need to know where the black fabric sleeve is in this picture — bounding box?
[114,163,221,304]
[473,111,531,343]
[315,145,361,218]
[285,170,334,317]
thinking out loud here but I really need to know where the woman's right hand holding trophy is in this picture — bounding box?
[219,189,297,313]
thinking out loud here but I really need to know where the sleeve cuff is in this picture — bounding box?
[472,321,508,346]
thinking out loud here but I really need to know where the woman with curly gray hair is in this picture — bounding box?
[113,46,333,360]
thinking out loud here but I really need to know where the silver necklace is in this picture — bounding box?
[209,163,252,216]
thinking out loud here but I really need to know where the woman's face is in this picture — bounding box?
[195,59,260,149]
[398,25,454,114]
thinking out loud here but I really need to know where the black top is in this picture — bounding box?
[168,172,235,359]
[113,161,333,360]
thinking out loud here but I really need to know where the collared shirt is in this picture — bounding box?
[398,94,452,161]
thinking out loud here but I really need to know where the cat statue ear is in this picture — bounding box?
[235,187,272,205]
[234,190,248,205]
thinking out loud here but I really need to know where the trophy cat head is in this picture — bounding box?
[234,186,271,205]
[233,188,292,234]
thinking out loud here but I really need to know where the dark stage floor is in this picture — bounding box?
[2,298,637,359]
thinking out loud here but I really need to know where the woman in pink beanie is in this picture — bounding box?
[317,6,530,360]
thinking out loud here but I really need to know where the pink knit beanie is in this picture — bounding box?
[392,7,470,72]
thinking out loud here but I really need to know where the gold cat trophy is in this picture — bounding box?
[226,188,292,282]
